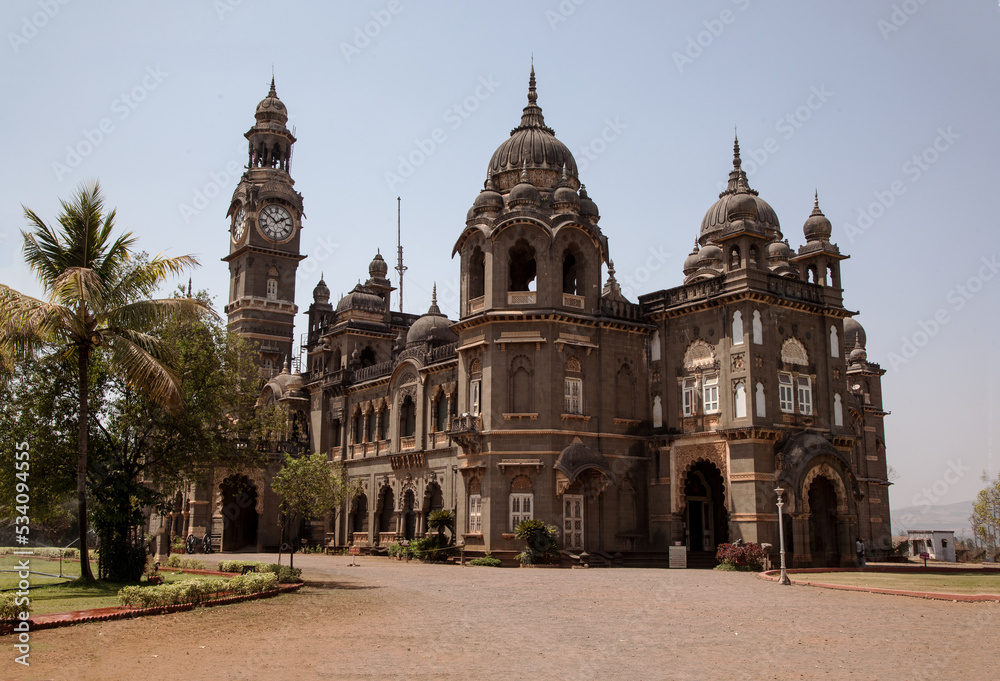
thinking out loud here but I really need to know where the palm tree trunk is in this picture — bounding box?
[77,347,95,582]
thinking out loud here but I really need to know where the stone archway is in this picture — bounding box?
[402,490,417,540]
[219,474,258,552]
[682,461,729,553]
[807,476,841,567]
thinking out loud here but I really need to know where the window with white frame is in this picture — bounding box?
[734,381,747,418]
[510,493,533,529]
[266,278,278,300]
[564,377,582,414]
[833,393,843,427]
[797,376,813,415]
[468,494,482,534]
[682,378,698,417]
[778,373,794,413]
[732,311,744,345]
[755,381,766,417]
[470,378,481,415]
[702,374,719,414]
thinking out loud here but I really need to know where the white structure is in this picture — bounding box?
[907,530,956,562]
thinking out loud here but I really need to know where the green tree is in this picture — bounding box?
[0,182,201,581]
[271,453,357,568]
[971,476,1000,557]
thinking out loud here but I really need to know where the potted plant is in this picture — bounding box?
[170,536,185,554]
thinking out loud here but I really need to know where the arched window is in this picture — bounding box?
[378,405,389,440]
[830,325,839,358]
[755,382,766,417]
[359,346,376,368]
[509,475,533,530]
[509,355,532,413]
[399,396,416,437]
[562,247,582,295]
[732,310,744,345]
[470,246,485,299]
[752,310,763,345]
[266,278,277,300]
[352,493,368,533]
[780,338,809,366]
[749,245,758,267]
[729,246,741,270]
[734,381,747,418]
[435,393,449,432]
[652,395,663,428]
[650,330,661,361]
[833,393,843,427]
[351,409,362,444]
[332,347,342,370]
[364,407,375,443]
[508,239,537,292]
[330,418,342,448]
[263,357,274,377]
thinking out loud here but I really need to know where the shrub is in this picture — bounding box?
[411,535,456,562]
[266,563,302,583]
[468,553,502,567]
[0,547,79,559]
[117,573,278,608]
[514,519,560,565]
[167,556,206,570]
[0,593,22,620]
[216,559,268,573]
[715,542,767,571]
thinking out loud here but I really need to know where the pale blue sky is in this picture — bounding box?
[3,0,998,516]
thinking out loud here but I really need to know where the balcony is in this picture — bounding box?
[507,291,536,305]
[469,295,486,314]
[562,293,585,309]
[399,435,416,451]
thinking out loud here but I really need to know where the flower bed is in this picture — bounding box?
[118,572,278,608]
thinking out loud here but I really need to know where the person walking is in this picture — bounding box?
[856,537,866,568]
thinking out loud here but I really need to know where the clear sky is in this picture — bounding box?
[3,1,998,516]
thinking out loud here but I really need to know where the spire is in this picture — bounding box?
[558,163,570,187]
[514,64,554,134]
[427,283,442,315]
[721,131,757,198]
[520,159,529,182]
[602,259,626,302]
[268,74,277,98]
[810,189,823,216]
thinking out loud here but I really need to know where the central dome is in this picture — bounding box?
[487,67,579,193]
[700,137,780,246]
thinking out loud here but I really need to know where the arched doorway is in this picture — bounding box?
[352,493,368,535]
[683,461,728,552]
[220,475,258,551]
[403,490,417,540]
[808,476,841,567]
[378,487,395,538]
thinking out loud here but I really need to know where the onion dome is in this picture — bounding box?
[683,239,701,276]
[843,317,866,351]
[508,160,541,208]
[406,285,459,348]
[579,184,600,220]
[487,67,579,192]
[255,76,288,125]
[369,251,389,280]
[336,283,384,314]
[552,164,580,212]
[803,191,833,242]
[701,135,780,246]
[697,243,723,268]
[848,335,868,364]
[766,239,793,263]
[472,173,504,215]
[312,275,330,304]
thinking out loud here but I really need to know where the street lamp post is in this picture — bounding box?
[774,487,791,585]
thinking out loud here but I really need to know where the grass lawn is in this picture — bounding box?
[1,555,223,615]
[794,571,1000,595]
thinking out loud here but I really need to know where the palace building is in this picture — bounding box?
[174,69,891,568]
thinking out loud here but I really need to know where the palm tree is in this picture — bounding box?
[0,182,203,581]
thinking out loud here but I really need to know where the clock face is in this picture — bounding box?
[259,204,294,241]
[232,206,246,241]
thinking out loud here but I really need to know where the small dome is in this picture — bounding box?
[552,165,580,211]
[369,252,389,280]
[698,244,723,267]
[849,343,867,364]
[767,239,793,262]
[472,175,504,214]
[508,162,541,208]
[336,284,384,314]
[312,276,330,304]
[406,287,458,348]
[579,185,599,219]
[843,318,866,350]
[255,77,288,124]
[803,191,833,242]
[683,240,701,275]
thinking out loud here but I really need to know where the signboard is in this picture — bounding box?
[349,546,361,556]
[669,545,687,569]
[919,552,929,559]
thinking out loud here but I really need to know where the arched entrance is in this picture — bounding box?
[808,475,841,567]
[220,475,258,551]
[402,490,416,540]
[377,487,395,539]
[352,493,368,535]
[683,461,728,552]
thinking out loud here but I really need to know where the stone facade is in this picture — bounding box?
[202,70,891,567]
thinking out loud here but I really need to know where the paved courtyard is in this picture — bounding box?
[11,552,998,681]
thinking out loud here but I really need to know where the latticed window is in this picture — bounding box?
[470,379,481,415]
[468,494,482,534]
[797,376,813,415]
[682,378,697,416]
[564,377,582,414]
[266,278,278,300]
[510,493,533,530]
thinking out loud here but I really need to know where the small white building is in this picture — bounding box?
[907,530,956,562]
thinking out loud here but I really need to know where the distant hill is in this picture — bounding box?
[890,500,974,536]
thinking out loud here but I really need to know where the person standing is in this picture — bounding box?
[856,537,866,568]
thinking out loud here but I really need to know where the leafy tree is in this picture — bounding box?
[0,182,201,580]
[971,476,1000,557]
[271,453,357,568]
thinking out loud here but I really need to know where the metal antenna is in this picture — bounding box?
[395,196,407,312]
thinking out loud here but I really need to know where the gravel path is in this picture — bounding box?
[8,552,997,681]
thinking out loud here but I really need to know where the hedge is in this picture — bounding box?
[0,547,79,559]
[166,556,206,570]
[0,594,22,619]
[215,560,302,583]
[118,572,278,608]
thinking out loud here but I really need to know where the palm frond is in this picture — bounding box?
[50,266,107,312]
[106,330,184,412]
[105,296,212,334]
[103,254,201,310]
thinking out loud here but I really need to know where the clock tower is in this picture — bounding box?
[223,77,305,378]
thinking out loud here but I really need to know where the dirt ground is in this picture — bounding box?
[6,552,998,681]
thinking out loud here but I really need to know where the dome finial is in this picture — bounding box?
[733,131,741,171]
[432,283,438,306]
[528,61,537,104]
[268,74,277,98]
[521,159,529,181]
